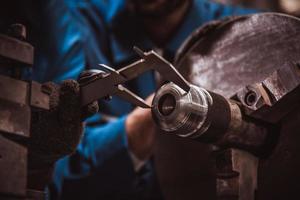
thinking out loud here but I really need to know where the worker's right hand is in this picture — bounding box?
[125,94,156,161]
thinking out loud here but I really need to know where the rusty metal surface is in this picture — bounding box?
[154,133,216,200]
[257,105,300,200]
[176,13,300,97]
[0,100,31,138]
[0,135,27,197]
[0,76,30,198]
[235,62,300,123]
[0,75,31,137]
[0,75,28,105]
[154,13,300,200]
[0,75,50,138]
[30,81,50,110]
[0,34,33,65]
[0,28,49,198]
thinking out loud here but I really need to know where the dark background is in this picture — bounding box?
[213,0,300,16]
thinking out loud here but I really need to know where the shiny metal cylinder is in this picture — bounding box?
[152,82,213,138]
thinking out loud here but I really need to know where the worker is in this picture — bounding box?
[50,1,258,199]
[7,0,257,199]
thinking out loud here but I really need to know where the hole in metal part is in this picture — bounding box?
[158,93,176,116]
[245,91,257,106]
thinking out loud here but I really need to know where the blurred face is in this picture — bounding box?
[130,0,189,18]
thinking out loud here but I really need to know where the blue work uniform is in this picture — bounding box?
[26,0,257,199]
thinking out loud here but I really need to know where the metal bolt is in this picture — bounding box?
[244,90,257,107]
[8,24,27,40]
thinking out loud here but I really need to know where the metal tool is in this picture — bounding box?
[0,24,50,199]
[152,13,300,200]
[80,47,190,108]
[152,61,300,151]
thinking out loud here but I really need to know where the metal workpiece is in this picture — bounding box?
[151,82,232,142]
[151,82,269,151]
[152,82,212,138]
[151,81,231,140]
[80,47,190,108]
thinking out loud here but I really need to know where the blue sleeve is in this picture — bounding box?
[28,0,86,82]
[50,116,142,199]
[32,1,257,199]
[27,1,152,199]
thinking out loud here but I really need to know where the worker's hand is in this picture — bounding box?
[28,78,98,190]
[126,94,155,161]
[29,80,98,167]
